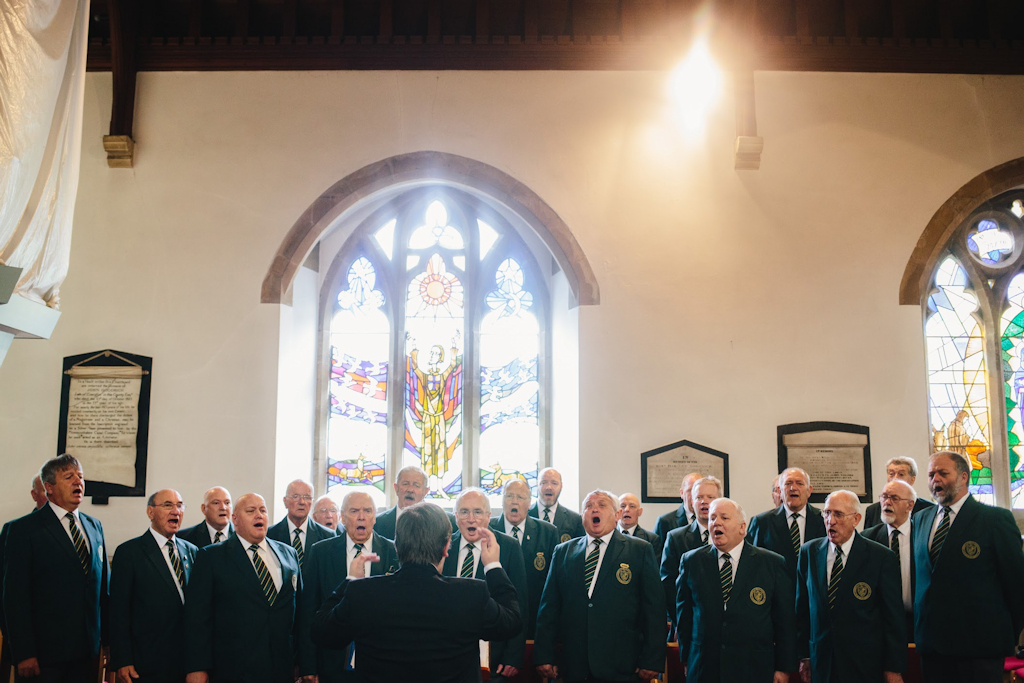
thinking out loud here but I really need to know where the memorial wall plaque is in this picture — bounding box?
[641,440,729,503]
[777,422,871,503]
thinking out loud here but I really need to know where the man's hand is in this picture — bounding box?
[117,665,140,682]
[17,658,41,678]
[349,552,379,578]
[299,676,319,683]
[185,672,209,683]
[799,659,811,683]
[493,664,519,677]
[536,664,558,680]
[883,672,903,683]
[478,528,501,566]
[774,671,790,683]
[637,668,660,680]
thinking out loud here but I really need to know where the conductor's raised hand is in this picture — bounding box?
[349,552,380,579]
[478,527,501,567]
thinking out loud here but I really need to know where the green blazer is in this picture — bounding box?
[489,515,559,638]
[913,495,1024,658]
[796,534,906,682]
[297,531,398,682]
[676,542,796,682]
[528,503,585,543]
[534,530,665,681]
[183,537,302,683]
[660,520,707,627]
[442,530,528,669]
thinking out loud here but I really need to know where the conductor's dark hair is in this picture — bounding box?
[39,454,82,486]
[395,502,452,565]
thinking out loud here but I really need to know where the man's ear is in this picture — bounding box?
[442,538,451,559]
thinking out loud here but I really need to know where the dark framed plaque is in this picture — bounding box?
[641,440,729,503]
[57,349,153,504]
[777,422,871,504]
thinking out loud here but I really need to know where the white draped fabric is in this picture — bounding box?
[0,0,90,308]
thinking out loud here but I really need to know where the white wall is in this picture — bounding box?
[2,69,1022,549]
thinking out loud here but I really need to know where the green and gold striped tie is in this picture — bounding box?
[720,552,733,603]
[543,507,551,523]
[460,543,476,578]
[701,529,709,546]
[828,547,844,610]
[889,530,900,572]
[512,526,520,540]
[789,513,801,555]
[292,528,304,567]
[167,540,186,588]
[583,539,602,592]
[929,506,952,566]
[65,512,90,573]
[249,544,278,605]
[354,543,364,559]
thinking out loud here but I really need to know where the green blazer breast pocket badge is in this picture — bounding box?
[560,533,571,543]
[615,563,632,585]
[962,541,980,559]
[853,582,872,600]
[749,587,766,605]
[533,553,546,571]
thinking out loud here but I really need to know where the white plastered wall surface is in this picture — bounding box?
[0,69,1022,549]
[0,0,90,307]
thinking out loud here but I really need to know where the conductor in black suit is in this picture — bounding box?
[862,479,918,635]
[653,471,701,541]
[297,490,398,682]
[177,486,234,548]
[488,479,559,640]
[661,476,721,630]
[528,468,585,543]
[267,479,336,569]
[3,454,109,683]
[675,497,797,683]
[913,451,1024,683]
[372,466,457,540]
[618,493,661,555]
[110,489,198,683]
[311,502,522,683]
[746,467,827,580]
[443,488,528,680]
[796,490,905,683]
[184,493,302,683]
[862,457,934,529]
[534,490,665,682]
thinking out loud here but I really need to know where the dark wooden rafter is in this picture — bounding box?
[102,0,138,167]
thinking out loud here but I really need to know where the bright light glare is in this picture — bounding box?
[668,39,723,136]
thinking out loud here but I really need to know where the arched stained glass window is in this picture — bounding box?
[321,190,551,507]
[923,190,1024,509]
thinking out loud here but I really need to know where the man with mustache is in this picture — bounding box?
[178,486,234,547]
[110,489,197,683]
[184,494,302,683]
[862,457,934,529]
[373,466,456,540]
[912,451,1024,683]
[661,476,721,633]
[675,498,796,683]
[528,468,585,543]
[268,479,337,570]
[618,493,661,555]
[312,495,340,530]
[862,479,918,635]
[443,489,528,681]
[488,479,559,640]
[795,490,905,683]
[746,467,826,581]
[3,454,109,683]
[534,490,665,682]
[654,471,702,541]
[298,491,397,682]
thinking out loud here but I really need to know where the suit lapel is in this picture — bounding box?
[731,543,758,605]
[943,495,978,553]
[593,531,625,596]
[521,517,537,557]
[175,537,194,583]
[812,540,830,616]
[677,505,688,527]
[40,506,83,568]
[568,536,588,597]
[773,506,795,560]
[268,540,295,599]
[229,537,269,604]
[142,531,181,596]
[837,535,868,611]
[915,505,939,570]
[81,514,104,574]
[701,546,725,615]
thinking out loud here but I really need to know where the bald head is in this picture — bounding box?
[283,479,314,526]
[618,493,643,530]
[502,479,531,525]
[823,490,861,546]
[312,494,339,529]
[232,493,269,544]
[201,486,232,531]
[538,468,564,507]
[455,488,490,543]
[147,488,185,538]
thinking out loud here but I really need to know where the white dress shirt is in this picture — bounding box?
[287,517,310,552]
[928,494,968,545]
[540,502,559,523]
[149,528,185,602]
[49,502,91,553]
[585,530,615,598]
[457,537,482,578]
[826,535,855,585]
[618,523,637,536]
[784,504,807,545]
[886,519,913,611]
[346,534,373,578]
[717,540,744,609]
[206,522,229,543]
[239,536,283,591]
[504,518,525,545]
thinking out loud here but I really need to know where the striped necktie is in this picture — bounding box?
[701,529,709,546]
[929,506,952,565]
[292,528,304,567]
[167,540,186,588]
[543,507,551,523]
[789,513,801,554]
[354,542,365,559]
[583,539,602,591]
[889,529,900,572]
[65,512,90,573]
[460,543,476,578]
[213,530,224,544]
[720,552,733,603]
[511,526,520,540]
[249,544,278,605]
[828,547,844,610]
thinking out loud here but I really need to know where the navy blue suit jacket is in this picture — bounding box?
[746,504,827,580]
[653,504,690,542]
[177,521,234,548]
[660,520,706,626]
[528,502,585,543]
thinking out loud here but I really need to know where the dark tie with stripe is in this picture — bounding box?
[65,512,90,573]
[789,513,801,554]
[167,540,186,588]
[701,529,709,546]
[214,530,224,544]
[461,543,476,577]
[583,539,602,591]
[354,542,364,559]
[720,552,733,603]
[828,547,844,610]
[543,507,551,523]
[512,526,520,540]
[889,529,900,572]
[249,544,278,605]
[929,506,952,565]
[292,528,305,567]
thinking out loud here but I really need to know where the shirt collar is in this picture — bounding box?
[718,539,744,560]
[149,527,172,547]
[945,494,969,515]
[830,534,855,559]
[460,536,481,552]
[888,517,912,537]
[695,519,708,534]
[587,530,615,545]
[505,517,525,536]
[207,521,228,539]
[346,533,372,554]
[618,523,637,534]
[287,516,309,535]
[783,503,805,518]
[542,501,559,517]
[49,501,78,521]
[237,535,268,552]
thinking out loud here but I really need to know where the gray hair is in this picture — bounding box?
[885,457,919,478]
[931,450,971,478]
[455,487,488,506]
[780,467,811,487]
[395,502,452,565]
[316,494,340,511]
[693,476,724,497]
[709,497,746,523]
[582,489,619,509]
[502,479,530,497]
[824,490,860,513]
[39,454,82,486]
[395,465,428,485]
[886,479,918,502]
